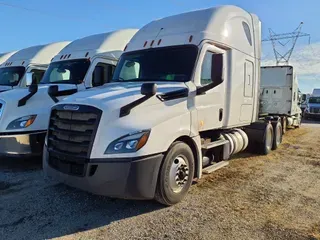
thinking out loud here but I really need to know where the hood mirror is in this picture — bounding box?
[28,84,38,94]
[141,83,157,96]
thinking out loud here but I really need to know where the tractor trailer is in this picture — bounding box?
[260,66,302,132]
[0,29,137,158]
[44,6,290,205]
[304,89,320,119]
[0,42,70,92]
[0,52,16,66]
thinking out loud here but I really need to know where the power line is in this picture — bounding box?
[0,1,89,22]
[262,22,311,65]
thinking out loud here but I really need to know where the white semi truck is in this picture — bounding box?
[0,52,16,66]
[44,6,287,205]
[0,42,70,92]
[0,29,137,158]
[304,89,320,119]
[260,66,302,131]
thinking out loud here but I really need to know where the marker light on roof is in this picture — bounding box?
[158,39,162,45]
[189,35,193,43]
[143,41,148,47]
[150,40,154,47]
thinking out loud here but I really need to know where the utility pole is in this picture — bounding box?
[262,22,311,65]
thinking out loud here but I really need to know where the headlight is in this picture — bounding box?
[0,100,5,119]
[6,115,37,130]
[105,130,150,154]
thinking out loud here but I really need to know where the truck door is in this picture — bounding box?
[240,60,255,121]
[194,45,225,131]
[85,57,117,88]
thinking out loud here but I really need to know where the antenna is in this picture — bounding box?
[262,22,311,65]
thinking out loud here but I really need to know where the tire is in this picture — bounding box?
[271,121,282,150]
[155,141,195,206]
[281,117,287,135]
[259,123,274,155]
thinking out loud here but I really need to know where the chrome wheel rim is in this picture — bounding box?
[276,125,282,145]
[266,128,273,151]
[169,155,189,193]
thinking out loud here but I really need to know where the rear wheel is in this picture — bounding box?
[271,121,282,150]
[259,123,274,155]
[155,142,195,206]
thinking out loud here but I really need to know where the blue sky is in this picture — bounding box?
[1,0,319,92]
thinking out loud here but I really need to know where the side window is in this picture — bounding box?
[30,69,45,84]
[119,60,140,80]
[200,52,223,86]
[242,22,252,46]
[92,63,115,87]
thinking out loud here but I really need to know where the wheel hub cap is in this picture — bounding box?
[169,156,189,193]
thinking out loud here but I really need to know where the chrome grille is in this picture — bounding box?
[47,104,102,176]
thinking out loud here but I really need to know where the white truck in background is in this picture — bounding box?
[260,66,302,131]
[300,93,310,113]
[0,42,70,92]
[0,29,137,158]
[304,89,320,119]
[44,6,288,205]
[0,52,16,66]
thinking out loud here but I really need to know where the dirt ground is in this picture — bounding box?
[0,121,320,240]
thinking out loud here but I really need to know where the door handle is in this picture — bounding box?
[219,108,223,121]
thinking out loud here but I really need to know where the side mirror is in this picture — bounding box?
[141,83,157,96]
[48,85,59,103]
[93,66,104,87]
[26,72,34,87]
[28,84,38,94]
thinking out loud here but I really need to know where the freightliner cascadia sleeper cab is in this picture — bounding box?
[44,6,288,205]
[0,29,137,158]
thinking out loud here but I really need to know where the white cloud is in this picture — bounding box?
[262,42,320,79]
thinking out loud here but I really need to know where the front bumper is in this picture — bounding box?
[43,146,164,200]
[0,131,46,157]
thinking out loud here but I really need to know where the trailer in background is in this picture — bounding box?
[260,66,302,132]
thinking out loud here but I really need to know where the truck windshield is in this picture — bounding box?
[308,97,320,104]
[112,45,198,82]
[0,67,25,86]
[40,59,90,84]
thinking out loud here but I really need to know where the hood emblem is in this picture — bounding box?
[63,105,79,111]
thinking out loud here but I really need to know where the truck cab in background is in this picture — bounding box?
[0,42,70,92]
[304,89,320,119]
[300,93,310,113]
[0,51,16,66]
[0,29,138,158]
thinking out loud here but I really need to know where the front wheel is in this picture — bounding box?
[155,142,195,206]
